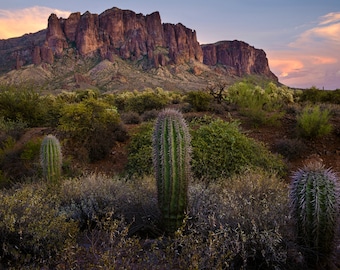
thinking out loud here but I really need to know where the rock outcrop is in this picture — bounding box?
[202,40,277,79]
[36,7,202,67]
[0,7,277,82]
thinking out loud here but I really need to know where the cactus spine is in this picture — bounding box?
[152,109,191,233]
[290,161,339,263]
[40,134,62,185]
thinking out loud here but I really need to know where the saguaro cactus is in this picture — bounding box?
[40,134,62,185]
[152,109,191,233]
[290,161,339,264]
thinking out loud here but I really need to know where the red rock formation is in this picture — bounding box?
[0,7,277,82]
[46,13,67,56]
[39,8,203,66]
[201,40,277,80]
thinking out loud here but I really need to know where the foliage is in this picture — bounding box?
[0,116,27,139]
[272,138,306,161]
[298,87,340,104]
[121,111,142,124]
[0,183,78,267]
[40,135,62,185]
[228,81,293,126]
[126,122,154,177]
[185,90,213,111]
[191,118,285,181]
[0,84,50,127]
[53,171,292,269]
[59,173,159,231]
[58,97,126,162]
[115,88,173,113]
[290,161,340,267]
[152,109,191,233]
[296,105,332,139]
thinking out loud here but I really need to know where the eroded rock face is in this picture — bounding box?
[201,40,277,80]
[0,7,276,82]
[37,7,203,66]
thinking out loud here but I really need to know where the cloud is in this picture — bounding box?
[0,6,71,39]
[268,12,340,90]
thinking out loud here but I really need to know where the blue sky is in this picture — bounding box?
[0,0,339,89]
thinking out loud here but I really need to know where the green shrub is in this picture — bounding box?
[185,90,213,111]
[0,183,78,267]
[299,87,340,104]
[296,105,332,139]
[228,81,291,126]
[126,122,154,177]
[0,116,27,140]
[0,85,50,127]
[59,98,127,162]
[116,88,171,114]
[191,118,285,181]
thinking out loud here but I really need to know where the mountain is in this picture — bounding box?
[0,7,277,92]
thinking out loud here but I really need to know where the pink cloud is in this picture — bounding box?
[0,6,70,39]
[268,12,340,90]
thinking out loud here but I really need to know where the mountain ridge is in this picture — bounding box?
[0,7,278,91]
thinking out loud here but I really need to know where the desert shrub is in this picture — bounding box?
[141,109,159,122]
[185,90,213,111]
[0,116,27,140]
[116,88,171,113]
[126,122,154,177]
[228,81,291,126]
[191,118,285,181]
[272,138,307,161]
[0,85,50,127]
[0,183,78,267]
[296,105,332,139]
[299,87,340,104]
[19,138,42,176]
[121,111,142,124]
[56,170,293,269]
[59,98,127,162]
[59,174,159,231]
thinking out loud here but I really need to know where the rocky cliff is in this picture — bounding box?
[0,7,278,88]
[202,41,277,80]
[37,7,203,68]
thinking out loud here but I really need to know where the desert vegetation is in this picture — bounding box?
[0,79,339,269]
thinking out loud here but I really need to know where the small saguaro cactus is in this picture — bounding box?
[152,109,191,234]
[40,134,62,185]
[290,161,339,264]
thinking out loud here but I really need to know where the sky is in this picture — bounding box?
[0,1,339,90]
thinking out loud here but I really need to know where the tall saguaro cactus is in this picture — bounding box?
[152,109,191,233]
[40,134,62,185]
[290,161,339,264]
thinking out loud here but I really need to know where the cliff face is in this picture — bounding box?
[36,7,203,67]
[0,7,277,82]
[202,41,277,80]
